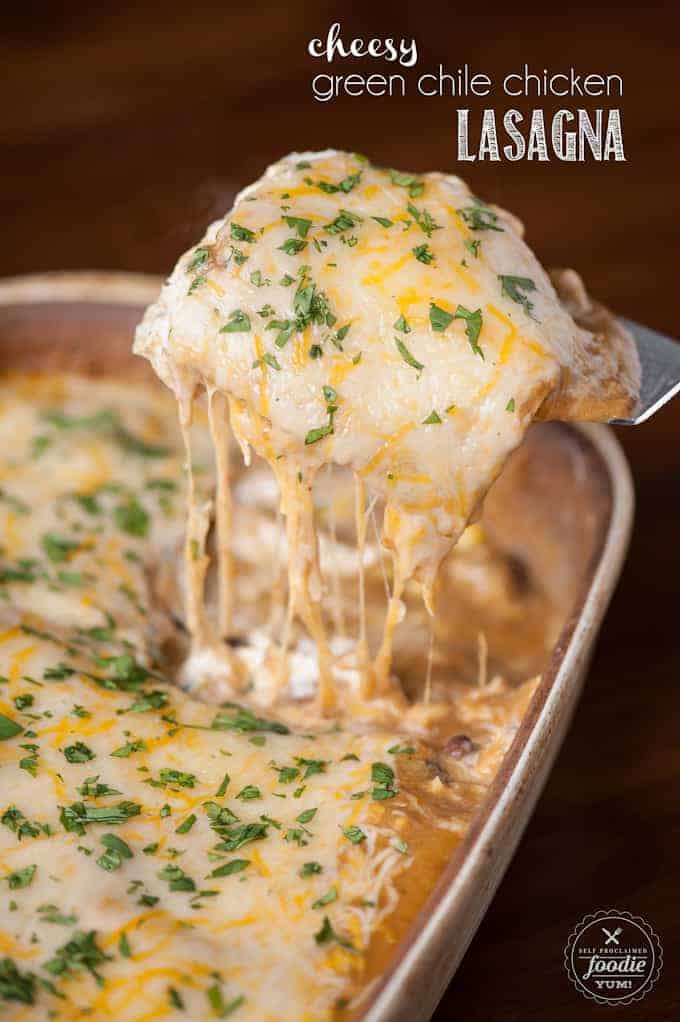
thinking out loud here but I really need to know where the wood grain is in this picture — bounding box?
[1,2,678,1017]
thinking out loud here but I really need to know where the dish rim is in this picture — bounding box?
[0,271,635,1021]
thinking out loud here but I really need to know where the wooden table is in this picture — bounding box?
[2,2,678,1017]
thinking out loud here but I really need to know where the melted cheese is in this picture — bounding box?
[133,150,617,700]
[0,374,540,1020]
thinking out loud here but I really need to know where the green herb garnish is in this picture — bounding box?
[407,202,441,237]
[0,714,22,741]
[499,275,537,318]
[457,198,503,232]
[283,216,312,238]
[412,243,434,264]
[230,223,256,243]
[220,310,251,333]
[389,169,424,198]
[454,305,484,357]
[395,337,424,372]
[422,410,442,425]
[429,303,454,332]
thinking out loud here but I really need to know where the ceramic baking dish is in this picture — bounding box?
[0,272,634,1022]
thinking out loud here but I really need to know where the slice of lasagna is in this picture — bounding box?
[134,150,638,708]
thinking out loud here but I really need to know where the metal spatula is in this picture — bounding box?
[611,319,680,425]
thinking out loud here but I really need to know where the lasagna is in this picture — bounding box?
[0,151,637,1020]
[134,149,637,709]
[0,374,537,1021]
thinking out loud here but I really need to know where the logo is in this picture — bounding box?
[564,910,662,1006]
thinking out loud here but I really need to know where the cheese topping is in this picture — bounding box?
[134,150,636,705]
[0,374,540,1020]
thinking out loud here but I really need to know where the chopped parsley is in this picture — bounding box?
[306,171,361,194]
[63,741,95,764]
[371,762,398,800]
[499,275,537,318]
[209,859,250,878]
[343,826,366,844]
[96,833,133,872]
[294,757,328,779]
[113,498,149,538]
[454,305,484,357]
[211,703,289,735]
[275,765,300,784]
[412,243,434,264]
[314,915,356,951]
[395,336,424,372]
[305,386,338,446]
[389,169,424,198]
[230,223,256,243]
[188,246,210,272]
[77,776,121,798]
[282,216,312,238]
[0,714,22,741]
[214,822,268,853]
[44,930,111,986]
[387,743,415,755]
[206,983,245,1018]
[312,886,337,909]
[0,958,36,1004]
[111,738,146,758]
[215,772,230,797]
[235,785,261,801]
[6,864,36,890]
[278,237,307,256]
[429,303,454,332]
[1,807,43,840]
[168,987,185,1010]
[188,275,206,295]
[176,814,197,835]
[422,410,442,425]
[41,533,79,563]
[37,904,77,926]
[457,198,504,232]
[220,310,251,333]
[18,744,39,777]
[157,864,196,892]
[156,768,196,789]
[335,322,351,345]
[324,209,362,236]
[60,801,141,834]
[407,202,441,237]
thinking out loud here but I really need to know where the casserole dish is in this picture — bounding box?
[0,272,634,1021]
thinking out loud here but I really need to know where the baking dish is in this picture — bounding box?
[0,272,634,1022]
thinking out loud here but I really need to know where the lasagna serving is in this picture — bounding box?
[0,151,638,1021]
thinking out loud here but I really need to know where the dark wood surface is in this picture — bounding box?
[2,2,678,1017]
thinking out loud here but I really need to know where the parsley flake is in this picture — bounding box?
[395,336,424,372]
